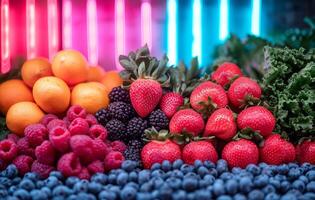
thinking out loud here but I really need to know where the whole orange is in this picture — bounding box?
[87,65,105,82]
[71,82,109,114]
[0,79,34,114]
[101,71,123,93]
[33,76,71,114]
[21,57,53,87]
[51,49,88,86]
[6,101,44,136]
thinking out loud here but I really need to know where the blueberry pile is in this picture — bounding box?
[1,160,315,200]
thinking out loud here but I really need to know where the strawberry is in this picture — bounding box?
[211,62,243,87]
[182,141,218,165]
[190,81,228,113]
[237,106,275,138]
[130,79,162,118]
[169,109,205,136]
[260,134,295,165]
[228,77,261,108]
[160,92,184,119]
[204,108,237,141]
[222,139,259,168]
[141,139,181,169]
[296,140,315,164]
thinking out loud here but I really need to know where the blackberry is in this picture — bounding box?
[148,109,169,131]
[108,102,134,122]
[105,119,127,141]
[109,87,130,103]
[95,108,111,126]
[126,117,148,140]
[124,140,143,163]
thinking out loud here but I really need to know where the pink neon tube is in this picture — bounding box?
[48,0,59,59]
[62,0,72,49]
[87,0,98,66]
[115,0,125,70]
[1,0,10,74]
[26,0,36,59]
[141,1,152,50]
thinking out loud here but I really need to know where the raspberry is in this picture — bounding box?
[87,160,104,174]
[104,151,125,171]
[17,138,35,158]
[85,114,98,126]
[35,141,56,165]
[57,152,82,177]
[70,135,95,164]
[7,134,19,143]
[89,125,108,141]
[13,155,34,176]
[47,119,67,131]
[41,114,58,126]
[31,160,54,178]
[78,167,91,180]
[92,139,109,160]
[110,141,127,153]
[0,139,18,161]
[24,124,48,147]
[63,117,71,127]
[68,118,89,136]
[49,126,71,152]
[67,105,87,122]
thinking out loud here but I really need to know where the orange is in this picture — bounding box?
[33,76,71,114]
[21,57,53,87]
[51,49,88,86]
[6,101,44,136]
[71,82,109,114]
[101,71,123,93]
[87,65,105,82]
[0,79,34,114]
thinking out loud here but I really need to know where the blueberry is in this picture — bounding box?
[233,193,247,200]
[117,172,129,186]
[126,182,139,190]
[7,197,19,200]
[204,160,215,169]
[246,164,260,175]
[231,167,242,174]
[261,168,274,176]
[66,177,80,188]
[248,189,264,200]
[36,180,45,188]
[216,159,228,174]
[128,171,138,182]
[288,168,301,180]
[165,171,172,179]
[217,195,232,200]
[239,177,253,193]
[91,173,107,184]
[161,160,172,172]
[182,177,198,191]
[299,175,309,184]
[194,160,203,168]
[287,189,302,197]
[4,164,18,178]
[171,170,184,178]
[136,192,152,200]
[166,177,181,190]
[77,192,96,200]
[151,169,165,178]
[108,174,117,184]
[41,187,51,198]
[172,190,187,200]
[159,184,173,199]
[30,189,48,200]
[187,192,196,200]
[225,179,238,195]
[13,189,30,200]
[288,163,299,169]
[52,185,73,197]
[203,174,215,185]
[99,190,116,200]
[52,196,66,200]
[262,184,276,194]
[220,172,234,181]
[73,180,89,193]
[302,192,315,200]
[280,194,298,200]
[121,186,137,200]
[12,177,22,185]
[173,159,184,169]
[180,164,194,174]
[292,179,305,192]
[8,186,17,195]
[197,166,209,177]
[306,181,315,192]
[275,174,286,181]
[213,180,225,196]
[0,177,11,187]
[306,170,315,181]
[88,182,102,194]
[265,193,280,200]
[140,182,153,192]
[195,189,212,200]
[280,181,291,193]
[208,168,218,177]
[67,194,77,200]
[269,178,281,190]
[138,170,150,184]
[19,179,35,191]
[49,171,64,180]
[151,163,161,170]
[254,174,269,188]
[301,163,312,171]
[258,162,268,169]
[184,172,199,179]
[151,177,164,189]
[277,164,289,174]
[45,176,60,188]
[151,190,159,199]
[0,188,7,198]
[122,160,137,172]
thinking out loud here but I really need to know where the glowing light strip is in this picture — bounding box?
[1,0,10,74]
[48,0,59,59]
[115,0,125,70]
[167,0,177,65]
[26,0,36,59]
[219,0,229,41]
[251,0,261,36]
[141,1,152,50]
[62,0,72,49]
[192,0,202,65]
[87,0,98,65]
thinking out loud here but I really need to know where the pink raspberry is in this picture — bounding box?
[24,124,48,147]
[85,114,98,126]
[31,160,54,178]
[49,126,71,152]
[104,151,125,171]
[89,125,108,141]
[68,118,89,136]
[67,105,87,122]
[47,119,67,132]
[78,167,91,180]
[13,155,34,175]
[110,141,127,153]
[70,135,95,164]
[92,139,109,160]
[63,117,70,127]
[17,138,35,158]
[35,141,56,165]
[41,114,58,126]
[0,139,18,161]
[87,160,104,174]
[7,134,19,143]
[57,152,82,177]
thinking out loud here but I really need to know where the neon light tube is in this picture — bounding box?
[62,0,72,49]
[87,0,98,65]
[167,0,177,65]
[141,0,152,50]
[48,0,58,59]
[192,0,202,65]
[115,0,125,70]
[1,0,10,74]
[219,0,229,41]
[26,0,36,59]
[251,0,261,36]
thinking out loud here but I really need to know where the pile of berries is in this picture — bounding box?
[0,105,126,179]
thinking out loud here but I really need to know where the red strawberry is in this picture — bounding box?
[260,134,295,165]
[182,141,218,165]
[169,109,205,136]
[204,108,237,140]
[296,141,315,164]
[141,139,181,169]
[237,106,275,138]
[211,62,243,87]
[130,79,162,118]
[222,139,259,168]
[228,77,261,108]
[160,92,184,118]
[190,81,228,112]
